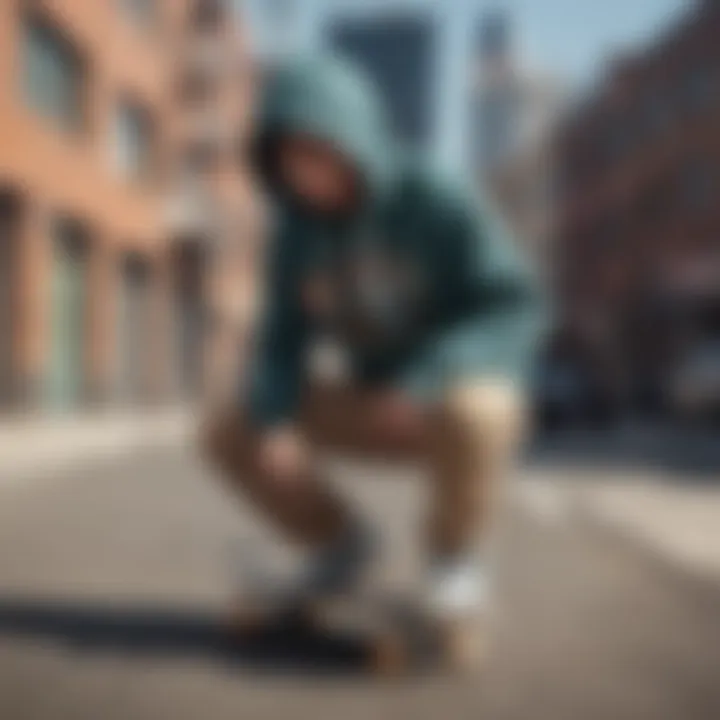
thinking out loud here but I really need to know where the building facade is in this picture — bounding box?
[0,0,255,414]
[553,0,720,414]
[168,0,258,404]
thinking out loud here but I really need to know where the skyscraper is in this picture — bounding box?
[472,10,564,178]
[472,10,565,281]
[478,8,512,65]
[472,10,519,175]
[327,11,439,150]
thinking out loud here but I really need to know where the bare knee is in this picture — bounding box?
[439,380,526,452]
[199,409,312,490]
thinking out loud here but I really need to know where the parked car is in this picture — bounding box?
[669,341,720,422]
[532,360,618,430]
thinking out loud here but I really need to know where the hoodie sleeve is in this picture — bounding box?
[400,184,547,398]
[245,222,308,429]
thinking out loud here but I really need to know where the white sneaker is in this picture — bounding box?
[425,554,490,619]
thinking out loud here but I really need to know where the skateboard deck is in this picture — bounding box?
[227,589,484,675]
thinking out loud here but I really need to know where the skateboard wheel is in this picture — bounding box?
[442,621,490,675]
[294,600,325,628]
[370,633,411,676]
[227,601,267,633]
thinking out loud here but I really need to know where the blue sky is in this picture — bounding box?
[287,0,688,79]
[496,0,688,82]
[243,0,690,166]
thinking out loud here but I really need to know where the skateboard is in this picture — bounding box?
[227,589,487,675]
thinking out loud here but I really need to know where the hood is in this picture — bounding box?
[251,54,395,206]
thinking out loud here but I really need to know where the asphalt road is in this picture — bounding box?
[0,448,719,720]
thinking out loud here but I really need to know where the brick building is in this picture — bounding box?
[552,0,720,414]
[167,0,258,404]
[0,0,256,414]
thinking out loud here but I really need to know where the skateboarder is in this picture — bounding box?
[202,55,545,671]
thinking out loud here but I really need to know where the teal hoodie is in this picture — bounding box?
[247,56,545,428]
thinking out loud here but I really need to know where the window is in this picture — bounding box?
[112,100,156,182]
[48,217,89,411]
[182,143,218,179]
[0,191,21,408]
[118,255,152,402]
[684,65,717,112]
[603,115,634,163]
[23,15,85,132]
[120,0,159,33]
[683,159,716,208]
[177,70,213,105]
[638,180,669,226]
[192,0,226,32]
[589,215,625,255]
[645,93,672,135]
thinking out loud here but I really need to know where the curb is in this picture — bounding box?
[0,412,195,486]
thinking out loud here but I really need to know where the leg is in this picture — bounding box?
[201,384,426,545]
[201,381,524,671]
[200,404,352,548]
[427,379,526,557]
[202,384,431,640]
[424,379,527,670]
[299,380,525,554]
[202,381,524,587]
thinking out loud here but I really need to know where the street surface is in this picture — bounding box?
[0,447,719,720]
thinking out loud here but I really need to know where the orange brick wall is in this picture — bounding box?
[0,0,257,411]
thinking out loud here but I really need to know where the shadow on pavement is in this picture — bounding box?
[0,596,372,677]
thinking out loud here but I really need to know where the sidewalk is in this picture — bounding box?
[0,408,194,484]
[524,465,720,583]
[3,412,720,583]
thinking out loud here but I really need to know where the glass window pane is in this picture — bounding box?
[23,16,84,132]
[112,100,155,182]
[120,0,158,33]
